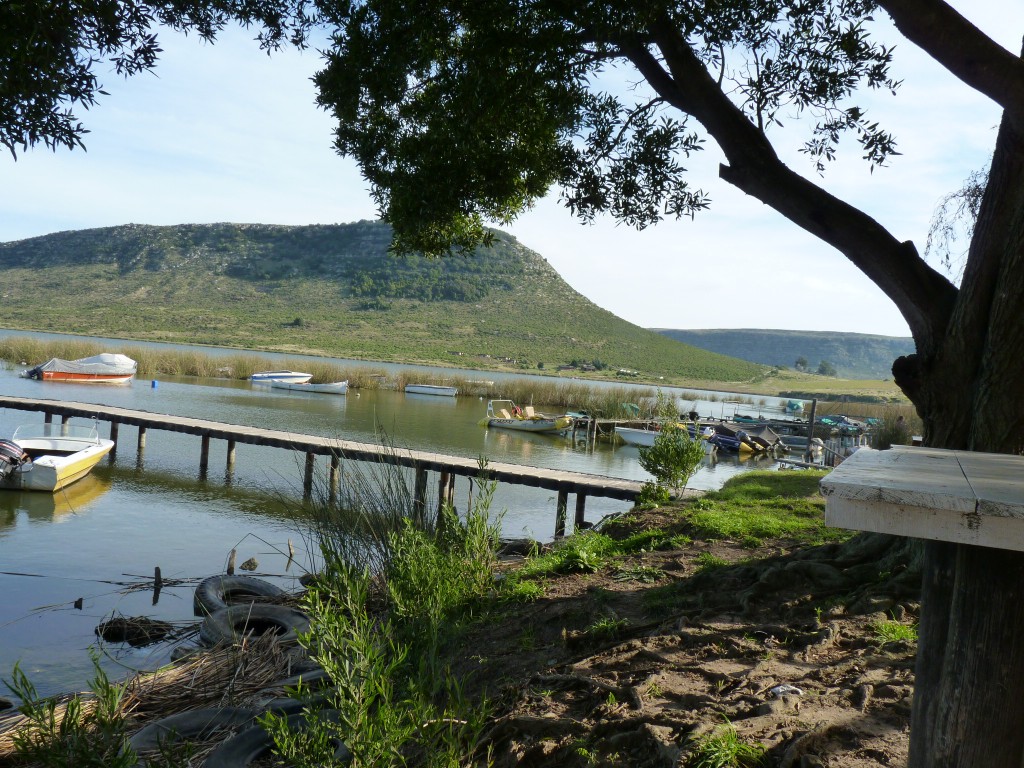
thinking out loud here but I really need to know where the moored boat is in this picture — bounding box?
[250,370,313,384]
[270,380,348,395]
[405,384,458,397]
[0,423,114,492]
[479,400,572,433]
[22,353,137,384]
[617,424,717,454]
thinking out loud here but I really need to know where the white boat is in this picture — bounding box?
[405,384,458,397]
[617,425,717,455]
[250,370,313,384]
[479,400,573,433]
[22,353,137,384]
[270,380,348,395]
[0,423,114,492]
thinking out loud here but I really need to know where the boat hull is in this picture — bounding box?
[487,416,573,433]
[270,380,348,394]
[37,371,134,384]
[251,371,313,384]
[0,430,114,492]
[405,384,458,397]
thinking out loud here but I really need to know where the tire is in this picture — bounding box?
[193,575,286,616]
[202,710,351,767]
[199,604,311,647]
[128,707,257,761]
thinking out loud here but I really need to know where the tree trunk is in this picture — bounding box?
[906,113,1024,767]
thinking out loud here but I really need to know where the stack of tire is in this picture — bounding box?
[126,575,348,767]
[193,575,311,647]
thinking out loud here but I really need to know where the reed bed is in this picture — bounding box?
[0,337,897,419]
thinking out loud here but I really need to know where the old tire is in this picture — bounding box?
[193,575,286,616]
[199,604,310,647]
[202,710,351,767]
[128,707,257,761]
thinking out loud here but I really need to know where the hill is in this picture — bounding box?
[653,328,915,380]
[0,222,765,385]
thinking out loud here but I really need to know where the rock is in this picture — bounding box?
[240,557,259,571]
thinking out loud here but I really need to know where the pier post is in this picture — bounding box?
[303,452,315,498]
[413,465,428,524]
[44,412,53,425]
[329,453,341,500]
[199,435,211,476]
[109,422,119,459]
[574,493,587,531]
[226,439,236,473]
[555,489,569,538]
[137,426,147,451]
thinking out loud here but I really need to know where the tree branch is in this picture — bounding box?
[876,0,1024,127]
[620,20,957,346]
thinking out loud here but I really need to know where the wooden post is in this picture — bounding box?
[61,415,70,435]
[44,412,52,425]
[437,470,451,521]
[152,566,162,605]
[109,422,119,459]
[329,453,340,500]
[574,493,587,531]
[805,398,818,461]
[227,549,236,575]
[226,439,236,472]
[137,425,147,450]
[199,435,211,475]
[555,489,569,538]
[303,452,315,498]
[413,466,428,524]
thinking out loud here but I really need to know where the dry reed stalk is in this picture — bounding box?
[0,633,300,760]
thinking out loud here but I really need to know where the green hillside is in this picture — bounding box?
[654,328,915,380]
[0,222,765,384]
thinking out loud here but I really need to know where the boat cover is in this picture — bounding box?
[35,354,138,375]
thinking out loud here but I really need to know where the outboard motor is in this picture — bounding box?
[0,439,28,480]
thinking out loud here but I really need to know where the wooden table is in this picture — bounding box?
[820,445,1024,551]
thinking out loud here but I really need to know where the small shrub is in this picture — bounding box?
[687,722,767,767]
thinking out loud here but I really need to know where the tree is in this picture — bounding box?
[816,359,837,377]
[795,356,808,372]
[9,1,1024,764]
[304,4,1024,765]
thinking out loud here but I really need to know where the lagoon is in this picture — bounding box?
[0,331,793,700]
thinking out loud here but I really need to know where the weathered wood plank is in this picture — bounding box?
[821,446,1024,551]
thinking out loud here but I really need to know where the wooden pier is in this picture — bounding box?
[0,395,641,536]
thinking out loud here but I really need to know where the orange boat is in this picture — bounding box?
[22,353,137,384]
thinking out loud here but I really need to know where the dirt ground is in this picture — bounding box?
[460,508,919,768]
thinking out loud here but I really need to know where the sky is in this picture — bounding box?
[1,2,1019,339]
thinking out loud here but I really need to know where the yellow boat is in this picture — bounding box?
[0,423,114,492]
[479,400,573,433]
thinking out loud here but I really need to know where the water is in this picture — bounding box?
[0,332,795,700]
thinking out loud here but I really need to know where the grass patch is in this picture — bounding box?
[687,721,767,767]
[872,619,919,645]
[683,471,847,546]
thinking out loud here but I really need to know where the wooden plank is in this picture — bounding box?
[821,446,1024,551]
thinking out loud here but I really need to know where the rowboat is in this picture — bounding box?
[405,384,458,397]
[270,380,348,395]
[22,353,137,384]
[479,400,573,433]
[0,423,114,492]
[617,424,717,455]
[250,370,313,384]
